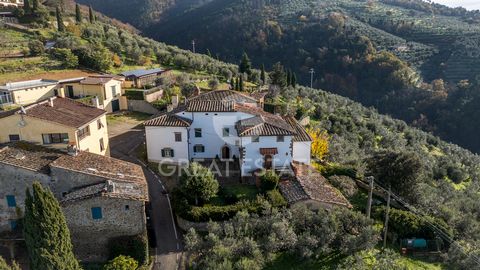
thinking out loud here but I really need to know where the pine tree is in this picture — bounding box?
[89,6,95,23]
[260,64,266,85]
[24,182,81,270]
[292,72,297,87]
[56,6,65,32]
[239,76,244,91]
[75,4,82,23]
[239,52,251,75]
[23,0,31,14]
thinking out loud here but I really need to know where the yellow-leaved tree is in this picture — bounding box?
[308,128,330,161]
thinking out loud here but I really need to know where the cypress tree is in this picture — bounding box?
[24,182,81,270]
[235,76,240,91]
[239,52,251,75]
[239,76,244,92]
[292,72,297,87]
[75,4,82,23]
[32,0,38,11]
[89,6,95,23]
[23,0,31,14]
[286,70,291,86]
[230,77,235,89]
[260,64,266,85]
[56,6,65,32]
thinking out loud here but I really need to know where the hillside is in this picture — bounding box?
[81,0,480,154]
[1,1,479,268]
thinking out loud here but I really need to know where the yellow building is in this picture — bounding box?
[0,97,110,156]
[0,79,59,107]
[60,75,127,113]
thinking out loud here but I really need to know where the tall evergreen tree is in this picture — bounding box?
[239,76,244,91]
[89,6,95,23]
[292,72,297,87]
[23,0,31,14]
[269,62,287,88]
[235,76,240,91]
[32,0,38,11]
[260,64,266,85]
[239,52,251,75]
[56,6,65,32]
[75,4,82,23]
[286,70,292,86]
[230,77,235,89]
[24,182,81,270]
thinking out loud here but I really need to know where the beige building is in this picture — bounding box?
[0,143,148,262]
[60,75,127,113]
[0,79,59,107]
[0,97,110,156]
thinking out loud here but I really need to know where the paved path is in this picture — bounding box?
[109,121,183,270]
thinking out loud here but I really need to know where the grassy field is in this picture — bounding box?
[0,28,30,55]
[106,111,152,125]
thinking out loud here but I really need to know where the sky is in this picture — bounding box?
[433,0,480,10]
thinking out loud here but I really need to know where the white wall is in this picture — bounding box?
[145,126,189,164]
[176,111,254,160]
[293,141,311,165]
[240,136,293,176]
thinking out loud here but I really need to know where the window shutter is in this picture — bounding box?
[171,149,175,157]
[161,149,165,157]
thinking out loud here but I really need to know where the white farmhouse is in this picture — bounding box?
[144,90,312,179]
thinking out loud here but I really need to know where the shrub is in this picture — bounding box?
[108,234,148,266]
[180,162,219,205]
[50,48,78,68]
[28,40,44,56]
[124,90,144,100]
[266,189,287,207]
[328,175,358,198]
[259,170,279,192]
[103,255,138,270]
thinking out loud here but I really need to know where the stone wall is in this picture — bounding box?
[0,164,51,232]
[49,166,106,198]
[127,100,159,115]
[62,196,146,262]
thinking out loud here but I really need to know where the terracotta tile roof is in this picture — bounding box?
[51,151,146,184]
[188,89,258,103]
[279,163,351,208]
[80,75,124,85]
[186,100,236,112]
[0,97,106,128]
[61,180,148,203]
[283,116,312,142]
[235,105,295,136]
[144,113,192,127]
[0,143,62,174]
[250,91,268,100]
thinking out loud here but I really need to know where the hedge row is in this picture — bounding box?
[124,90,145,100]
[108,233,149,266]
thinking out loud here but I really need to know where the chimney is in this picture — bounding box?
[66,145,79,156]
[172,95,179,108]
[92,96,100,108]
[194,86,201,96]
[106,180,115,193]
[48,97,54,107]
[167,104,174,112]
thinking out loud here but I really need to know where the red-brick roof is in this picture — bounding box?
[0,97,106,128]
[283,116,312,142]
[144,113,192,127]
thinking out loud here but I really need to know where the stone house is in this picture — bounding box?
[120,68,165,89]
[0,142,148,262]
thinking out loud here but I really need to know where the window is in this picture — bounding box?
[42,133,69,144]
[252,136,260,143]
[9,220,17,230]
[91,207,102,220]
[97,119,103,130]
[77,126,90,140]
[9,134,20,142]
[6,195,16,207]
[161,148,174,158]
[125,205,130,210]
[194,128,202,138]
[194,144,205,153]
[174,132,182,142]
[54,89,58,96]
[99,138,105,152]
[111,85,118,97]
[223,127,230,137]
[277,135,284,142]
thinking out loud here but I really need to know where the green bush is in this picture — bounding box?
[50,48,78,68]
[266,189,287,207]
[260,170,280,192]
[28,40,44,56]
[103,255,138,270]
[124,90,145,100]
[186,200,263,222]
[108,234,148,266]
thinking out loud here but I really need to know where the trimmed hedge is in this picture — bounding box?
[108,233,149,266]
[124,90,145,100]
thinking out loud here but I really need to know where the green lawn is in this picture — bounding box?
[210,184,260,206]
[106,111,152,125]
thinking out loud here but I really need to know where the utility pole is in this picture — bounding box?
[366,176,374,219]
[192,40,196,54]
[383,186,391,248]
[309,68,315,88]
